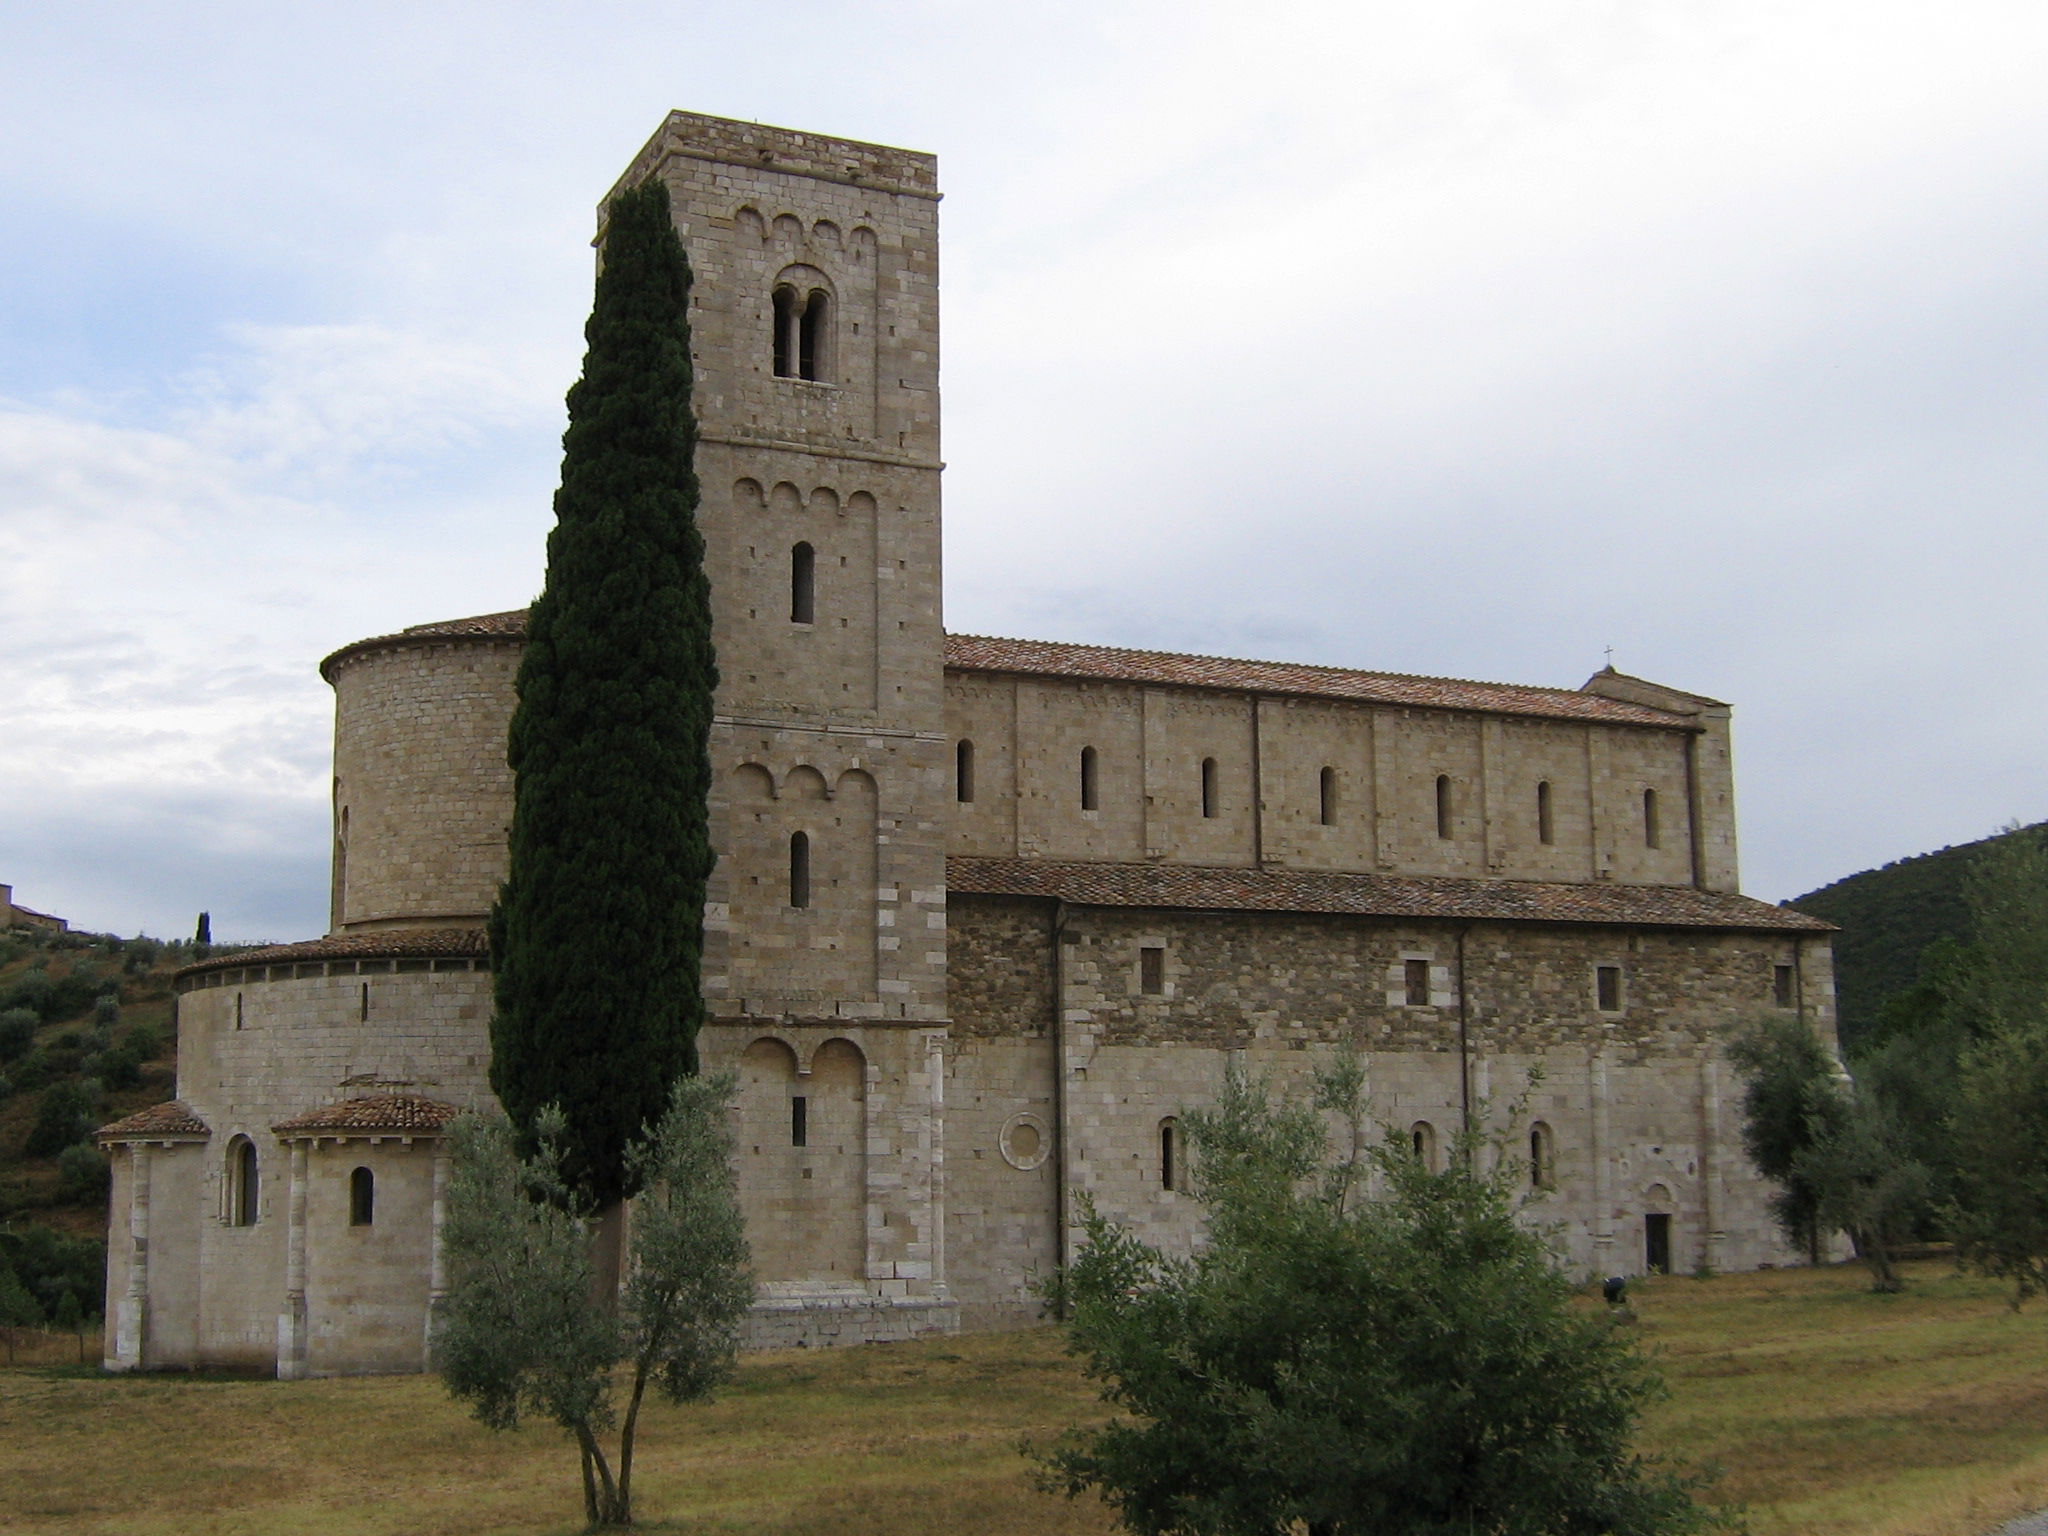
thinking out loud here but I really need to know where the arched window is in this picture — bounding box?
[349,1166,375,1227]
[1435,775,1453,840]
[955,739,975,804]
[1200,758,1219,819]
[1080,746,1099,812]
[790,542,815,624]
[228,1137,259,1227]
[1537,780,1555,846]
[799,289,830,381]
[771,284,799,377]
[1643,788,1661,849]
[1410,1121,1438,1172]
[1529,1123,1556,1190]
[1319,766,1337,826]
[1160,1117,1182,1192]
[788,831,811,909]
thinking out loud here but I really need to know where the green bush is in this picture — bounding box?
[92,994,120,1029]
[92,1040,143,1091]
[56,1143,109,1202]
[3,970,54,1017]
[25,1082,99,1159]
[126,1021,166,1060]
[0,1224,103,1321]
[8,1050,51,1091]
[0,1008,35,1063]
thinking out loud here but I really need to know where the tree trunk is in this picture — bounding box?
[590,1203,627,1312]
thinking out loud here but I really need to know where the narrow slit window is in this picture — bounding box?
[1080,746,1099,811]
[799,289,830,381]
[1529,1123,1555,1190]
[1643,788,1661,849]
[791,1095,808,1149]
[790,542,815,624]
[229,1137,259,1227]
[1404,958,1431,1007]
[1319,766,1337,826]
[771,284,799,377]
[1160,1118,1180,1191]
[1537,780,1555,845]
[349,1166,375,1227]
[1411,1122,1437,1170]
[1200,758,1219,819]
[1596,964,1622,1012]
[359,981,370,1022]
[955,739,975,803]
[1435,775,1453,840]
[1773,964,1795,1007]
[788,831,811,909]
[1140,946,1165,996]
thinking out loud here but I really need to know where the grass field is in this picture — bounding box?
[3,1261,2047,1535]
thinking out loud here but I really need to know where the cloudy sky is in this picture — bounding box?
[4,1,2046,941]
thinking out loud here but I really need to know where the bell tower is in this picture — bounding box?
[608,115,952,1335]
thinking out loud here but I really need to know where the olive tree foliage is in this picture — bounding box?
[1729,1015,1927,1291]
[438,1073,752,1529]
[1038,1060,1728,1536]
[1948,824,2048,1303]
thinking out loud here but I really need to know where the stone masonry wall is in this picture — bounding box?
[945,675,1718,890]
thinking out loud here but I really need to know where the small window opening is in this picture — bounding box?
[788,831,811,909]
[791,542,815,624]
[349,1166,374,1227]
[1319,767,1337,826]
[1773,964,1795,1007]
[229,1137,259,1227]
[1435,775,1453,840]
[1140,946,1165,996]
[1643,788,1661,849]
[1080,746,1099,811]
[1200,758,1219,819]
[799,289,829,381]
[1529,1123,1556,1190]
[771,284,799,377]
[235,991,244,1030]
[359,982,369,1022]
[955,739,975,803]
[1411,1122,1437,1171]
[791,1095,808,1149]
[1404,958,1431,1007]
[1537,780,1555,845]
[1596,965,1622,1012]
[1160,1118,1181,1191]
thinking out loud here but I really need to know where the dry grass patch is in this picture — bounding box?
[3,1262,2047,1534]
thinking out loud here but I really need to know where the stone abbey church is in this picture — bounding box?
[99,112,1835,1376]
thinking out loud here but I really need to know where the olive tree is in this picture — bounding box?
[1038,1062,1729,1536]
[438,1073,751,1528]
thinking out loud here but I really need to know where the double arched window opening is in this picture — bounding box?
[772,285,831,382]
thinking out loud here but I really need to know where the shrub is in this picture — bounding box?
[92,994,120,1030]
[3,970,54,1018]
[9,1050,51,1091]
[25,1082,99,1159]
[93,1041,143,1091]
[0,1008,35,1064]
[0,1224,103,1321]
[126,1021,166,1060]
[57,1143,109,1202]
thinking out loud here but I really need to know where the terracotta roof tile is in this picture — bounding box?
[273,1095,463,1136]
[944,635,1695,728]
[177,928,487,982]
[947,856,1833,934]
[97,1101,210,1142]
[318,608,1694,730]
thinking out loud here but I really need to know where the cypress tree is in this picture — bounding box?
[489,178,716,1209]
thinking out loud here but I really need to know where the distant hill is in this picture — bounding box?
[1788,821,2047,1050]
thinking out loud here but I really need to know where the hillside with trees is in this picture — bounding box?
[1788,821,2048,1050]
[0,925,204,1333]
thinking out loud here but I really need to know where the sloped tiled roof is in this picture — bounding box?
[320,610,528,680]
[273,1095,462,1137]
[943,635,1695,727]
[948,856,1833,934]
[97,1101,210,1142]
[317,607,1695,730]
[177,928,488,982]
